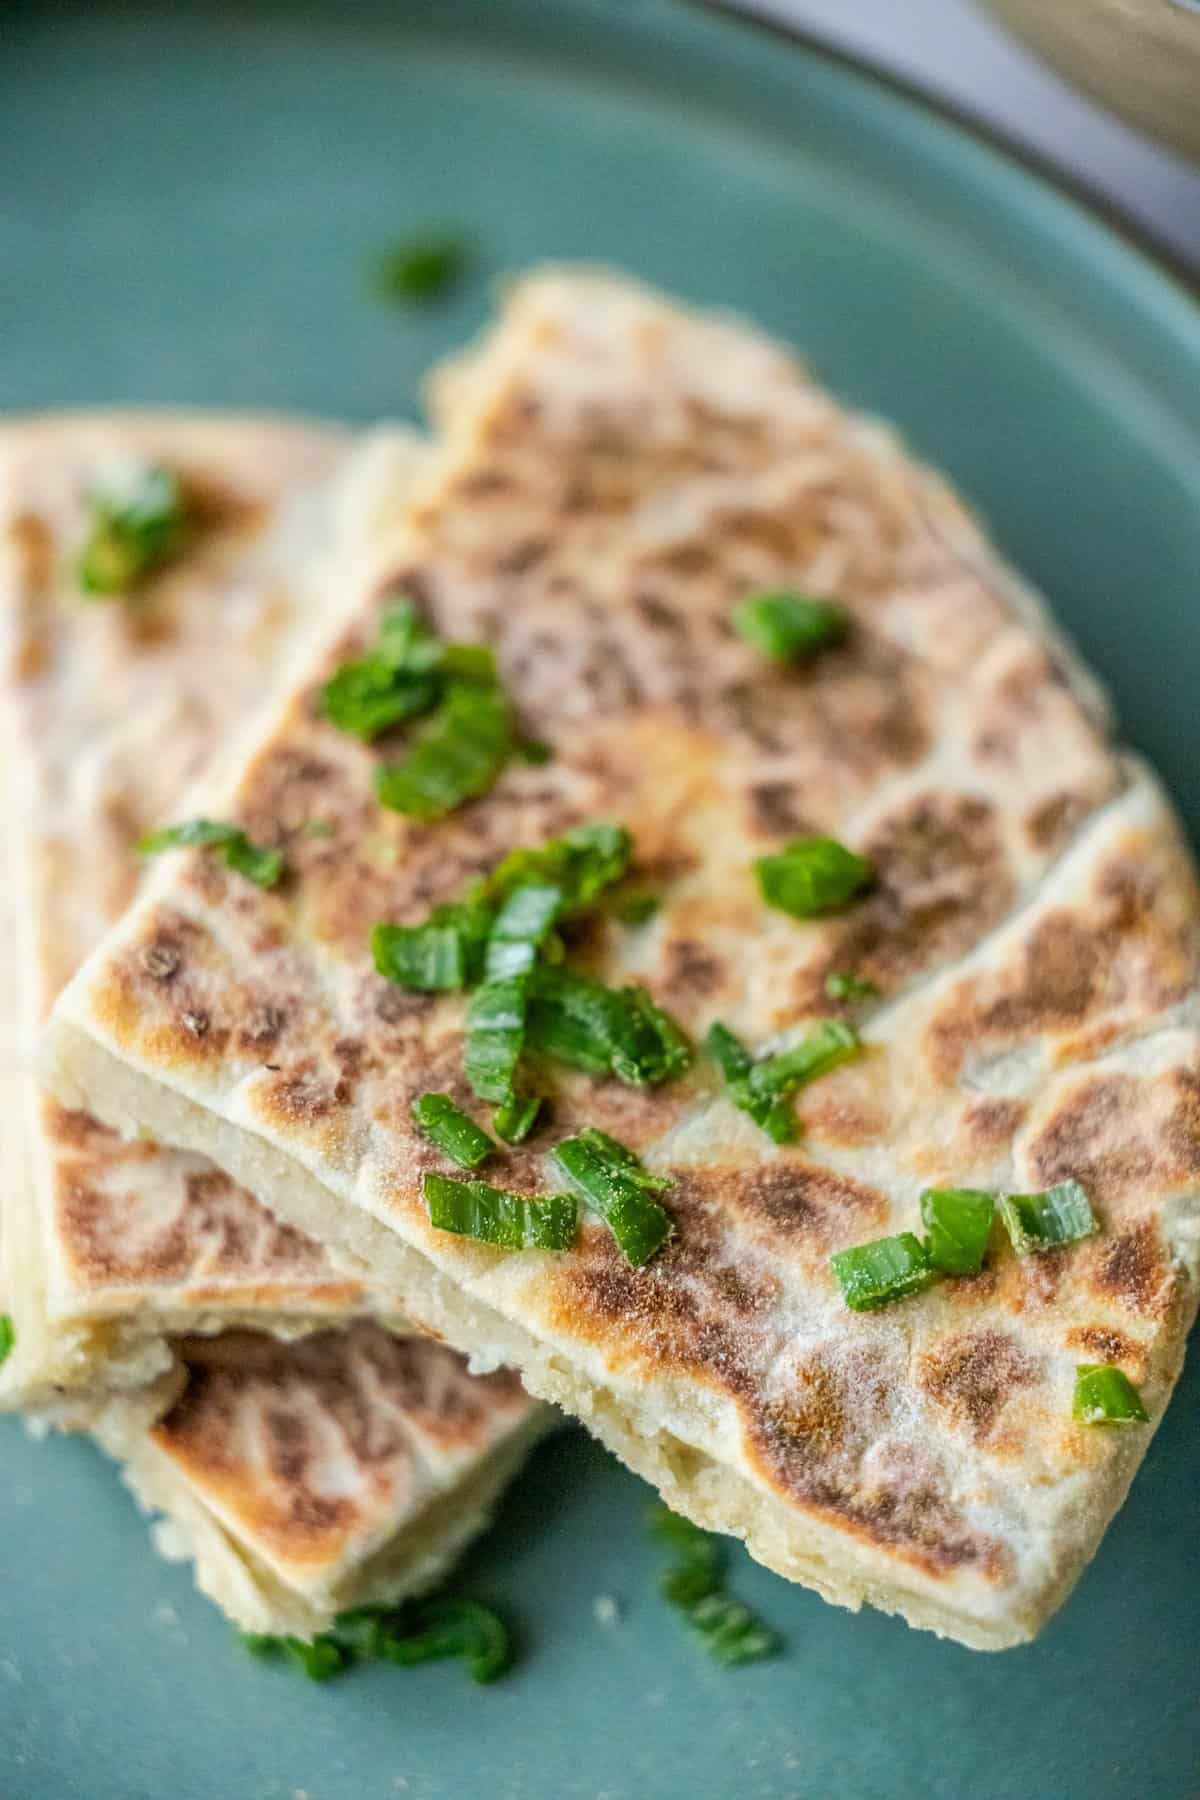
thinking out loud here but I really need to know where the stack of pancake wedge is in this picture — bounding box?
[0,415,550,1640]
[16,269,1200,1655]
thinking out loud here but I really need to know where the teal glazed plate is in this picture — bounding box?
[2,3,1199,1796]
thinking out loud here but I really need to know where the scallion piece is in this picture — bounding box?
[241,1632,346,1681]
[552,1128,673,1267]
[463,977,528,1105]
[484,882,564,979]
[920,1188,995,1277]
[733,589,849,663]
[78,461,187,594]
[756,836,874,919]
[706,1018,859,1144]
[138,818,282,888]
[825,970,881,1004]
[410,1093,494,1171]
[648,1506,779,1668]
[320,599,444,740]
[493,1094,542,1144]
[999,1180,1097,1256]
[487,823,632,914]
[611,890,660,925]
[424,1172,576,1252]
[0,1314,13,1365]
[1072,1364,1148,1426]
[376,1599,511,1684]
[372,899,491,991]
[526,965,690,1087]
[830,1232,934,1312]
[376,678,513,819]
[370,232,471,305]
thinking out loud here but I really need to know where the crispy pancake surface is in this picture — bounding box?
[0,414,403,1404]
[46,279,1200,1647]
[0,414,546,1634]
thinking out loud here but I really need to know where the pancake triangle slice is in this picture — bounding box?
[0,413,548,1636]
[44,278,1200,1649]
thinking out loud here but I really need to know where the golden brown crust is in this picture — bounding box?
[50,278,1200,1645]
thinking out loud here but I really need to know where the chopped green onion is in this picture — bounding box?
[0,1314,13,1365]
[78,462,187,594]
[493,1094,542,1144]
[410,1092,494,1171]
[370,232,471,304]
[552,1128,673,1267]
[648,1506,778,1668]
[377,1599,511,1683]
[527,966,691,1087]
[487,823,631,915]
[610,889,660,925]
[1073,1364,1148,1426]
[733,589,848,663]
[756,836,874,919]
[515,737,553,765]
[999,1181,1097,1255]
[464,977,529,1105]
[241,1632,346,1681]
[920,1188,995,1277]
[687,1594,780,1667]
[372,898,491,991]
[424,1172,576,1252]
[376,678,512,819]
[243,1596,512,1684]
[138,818,283,888]
[320,600,444,740]
[484,883,564,979]
[824,970,881,1004]
[706,1018,859,1143]
[830,1232,934,1312]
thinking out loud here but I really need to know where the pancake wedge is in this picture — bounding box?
[0,414,548,1635]
[45,276,1200,1649]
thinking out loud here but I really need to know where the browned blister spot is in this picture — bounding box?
[1089,1222,1176,1320]
[919,1330,1039,1447]
[1066,1326,1146,1376]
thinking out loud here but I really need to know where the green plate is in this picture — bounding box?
[2,3,1198,1795]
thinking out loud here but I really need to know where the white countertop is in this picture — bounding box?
[731,0,1200,275]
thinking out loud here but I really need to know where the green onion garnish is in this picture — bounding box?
[372,896,492,991]
[648,1506,779,1667]
[920,1188,995,1277]
[487,823,632,915]
[515,737,553,765]
[552,1128,673,1267]
[424,1172,576,1252]
[138,818,283,888]
[733,589,848,663]
[527,966,691,1087]
[376,678,513,820]
[370,232,471,305]
[0,1314,13,1365]
[610,890,660,925]
[830,1232,934,1312]
[756,836,874,919]
[410,1093,494,1171]
[242,1632,346,1681]
[243,1596,512,1684]
[78,462,187,595]
[484,883,563,979]
[493,1094,542,1144]
[824,970,881,1004]
[1072,1364,1148,1426]
[321,600,444,740]
[999,1181,1097,1255]
[464,976,529,1105]
[705,1018,860,1143]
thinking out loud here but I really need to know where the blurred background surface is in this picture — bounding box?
[732,0,1200,273]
